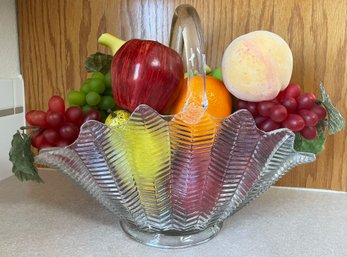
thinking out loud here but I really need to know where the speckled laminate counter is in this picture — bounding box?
[0,169,346,257]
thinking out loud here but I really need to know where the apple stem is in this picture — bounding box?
[107,109,116,118]
[98,33,126,55]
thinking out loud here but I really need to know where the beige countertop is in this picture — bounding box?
[0,169,346,257]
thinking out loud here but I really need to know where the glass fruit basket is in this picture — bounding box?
[11,4,344,249]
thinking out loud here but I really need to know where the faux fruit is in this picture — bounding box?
[111,38,184,114]
[236,83,327,140]
[120,127,170,178]
[98,33,126,56]
[26,96,100,150]
[170,114,218,215]
[170,75,232,119]
[105,110,130,128]
[222,30,293,102]
[67,70,117,122]
[108,116,171,205]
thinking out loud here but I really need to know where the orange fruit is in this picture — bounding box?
[170,75,232,119]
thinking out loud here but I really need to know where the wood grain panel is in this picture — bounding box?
[17,0,347,191]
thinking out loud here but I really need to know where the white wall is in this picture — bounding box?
[0,0,21,78]
[0,0,25,181]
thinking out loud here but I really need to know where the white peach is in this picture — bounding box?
[222,30,293,102]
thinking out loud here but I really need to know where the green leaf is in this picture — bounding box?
[9,131,43,183]
[294,127,326,154]
[210,67,223,81]
[319,83,345,135]
[84,52,113,74]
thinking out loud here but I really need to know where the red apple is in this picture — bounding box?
[111,39,184,114]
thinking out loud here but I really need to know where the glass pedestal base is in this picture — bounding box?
[120,221,223,249]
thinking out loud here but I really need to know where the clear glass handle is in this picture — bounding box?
[169,4,208,124]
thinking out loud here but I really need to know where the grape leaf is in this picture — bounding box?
[294,128,326,155]
[319,82,345,135]
[293,82,344,154]
[9,131,43,183]
[84,52,113,74]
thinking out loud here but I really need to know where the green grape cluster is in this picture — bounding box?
[67,71,115,122]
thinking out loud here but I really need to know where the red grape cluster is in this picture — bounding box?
[25,96,100,150]
[236,83,327,140]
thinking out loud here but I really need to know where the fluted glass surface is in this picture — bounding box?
[35,106,315,247]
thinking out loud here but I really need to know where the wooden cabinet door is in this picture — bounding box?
[17,0,347,191]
